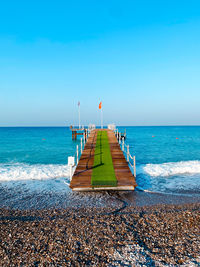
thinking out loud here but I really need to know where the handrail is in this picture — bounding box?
[129,153,134,160]
[119,136,136,177]
[69,130,91,180]
[73,128,90,166]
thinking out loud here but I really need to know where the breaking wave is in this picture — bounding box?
[138,160,200,177]
[0,163,70,181]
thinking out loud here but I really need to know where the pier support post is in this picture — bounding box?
[122,137,124,151]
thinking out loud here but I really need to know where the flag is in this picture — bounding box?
[78,101,80,107]
[99,101,102,109]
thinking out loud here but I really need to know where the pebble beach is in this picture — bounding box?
[0,202,199,266]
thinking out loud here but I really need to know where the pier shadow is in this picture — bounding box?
[74,163,104,175]
[75,132,104,175]
[92,163,104,169]
[88,131,103,168]
[74,131,104,175]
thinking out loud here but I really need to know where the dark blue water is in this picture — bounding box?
[0,126,200,209]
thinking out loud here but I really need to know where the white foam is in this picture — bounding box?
[0,163,70,181]
[138,160,200,177]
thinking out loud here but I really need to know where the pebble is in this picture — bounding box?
[0,203,199,266]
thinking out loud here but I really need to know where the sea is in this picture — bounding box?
[0,126,200,210]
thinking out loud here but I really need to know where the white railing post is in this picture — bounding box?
[76,145,79,165]
[127,145,129,163]
[134,156,136,177]
[68,156,75,180]
[69,165,72,180]
[117,129,118,139]
[81,138,83,154]
[122,137,124,151]
[83,133,85,145]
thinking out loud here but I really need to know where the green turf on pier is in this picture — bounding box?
[91,130,117,187]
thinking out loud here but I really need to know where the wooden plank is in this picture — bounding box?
[70,130,97,189]
[107,130,137,188]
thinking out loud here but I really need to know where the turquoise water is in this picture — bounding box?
[126,126,200,164]
[0,127,77,164]
[0,126,200,209]
[125,126,200,195]
[1,126,200,165]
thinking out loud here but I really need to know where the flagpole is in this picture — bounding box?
[78,102,81,129]
[101,108,103,129]
[78,105,80,129]
[99,101,103,129]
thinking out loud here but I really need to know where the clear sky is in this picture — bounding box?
[1,0,200,126]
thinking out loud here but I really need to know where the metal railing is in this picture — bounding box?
[74,130,90,165]
[115,128,126,141]
[68,129,90,180]
[69,128,136,180]
[119,136,136,178]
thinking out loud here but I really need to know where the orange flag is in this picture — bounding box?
[99,101,102,109]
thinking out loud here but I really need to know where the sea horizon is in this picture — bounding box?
[1,125,200,127]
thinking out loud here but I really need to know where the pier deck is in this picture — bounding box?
[69,129,137,191]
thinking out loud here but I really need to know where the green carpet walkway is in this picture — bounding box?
[91,130,117,187]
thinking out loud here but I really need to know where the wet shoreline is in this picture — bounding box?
[0,182,200,210]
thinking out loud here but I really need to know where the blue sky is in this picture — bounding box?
[0,0,200,126]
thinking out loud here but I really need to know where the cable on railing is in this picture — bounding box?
[129,153,134,160]
[116,131,136,178]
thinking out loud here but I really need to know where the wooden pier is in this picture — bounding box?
[69,129,137,191]
[70,126,87,140]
